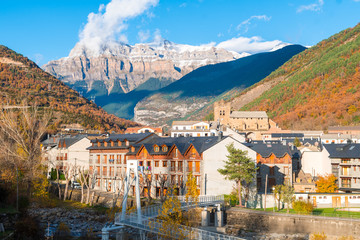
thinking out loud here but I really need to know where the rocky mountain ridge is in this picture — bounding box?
[134,45,306,126]
[43,40,244,95]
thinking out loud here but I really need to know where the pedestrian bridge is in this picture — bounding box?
[102,195,244,240]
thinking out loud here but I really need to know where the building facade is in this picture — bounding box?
[170,121,218,137]
[244,141,301,193]
[323,143,360,192]
[87,133,156,192]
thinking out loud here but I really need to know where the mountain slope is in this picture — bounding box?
[134,45,306,126]
[0,45,137,132]
[236,23,360,130]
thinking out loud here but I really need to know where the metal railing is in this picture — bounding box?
[120,213,243,240]
[113,195,243,239]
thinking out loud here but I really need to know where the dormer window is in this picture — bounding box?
[131,146,135,152]
[162,146,168,152]
[97,141,100,147]
[154,146,159,152]
[110,141,114,147]
[118,140,122,146]
[125,140,129,146]
[104,141,108,147]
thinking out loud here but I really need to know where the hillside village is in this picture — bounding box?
[2,3,360,238]
[42,100,360,210]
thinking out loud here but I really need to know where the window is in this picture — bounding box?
[178,161,183,171]
[155,161,159,167]
[188,161,193,172]
[116,155,121,164]
[269,166,275,176]
[126,141,129,146]
[103,155,107,164]
[147,161,151,167]
[97,155,100,164]
[162,146,168,152]
[257,178,261,191]
[96,166,100,176]
[110,167,114,176]
[124,156,127,165]
[64,153,67,160]
[154,146,159,152]
[104,141,108,147]
[110,155,114,163]
[163,161,167,167]
[195,161,200,173]
[171,161,176,171]
[111,141,114,147]
[342,158,351,164]
[118,141,122,146]
[103,166,107,176]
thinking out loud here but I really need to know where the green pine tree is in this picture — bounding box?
[218,143,256,207]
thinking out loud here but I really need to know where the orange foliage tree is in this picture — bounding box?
[315,174,338,193]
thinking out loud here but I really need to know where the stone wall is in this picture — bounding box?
[226,208,360,238]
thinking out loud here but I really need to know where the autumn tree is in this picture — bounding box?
[218,143,256,207]
[294,137,301,147]
[0,102,51,209]
[273,185,283,210]
[280,183,295,214]
[316,174,338,193]
[156,187,186,239]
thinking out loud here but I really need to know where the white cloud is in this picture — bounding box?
[179,2,187,7]
[297,0,324,13]
[236,15,271,33]
[78,0,158,51]
[153,29,163,43]
[216,36,284,54]
[199,42,216,47]
[138,30,150,42]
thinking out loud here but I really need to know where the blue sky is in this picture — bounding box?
[1,0,360,66]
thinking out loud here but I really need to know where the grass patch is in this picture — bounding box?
[251,207,360,219]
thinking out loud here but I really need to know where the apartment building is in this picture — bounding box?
[323,143,360,192]
[87,133,157,192]
[170,121,218,137]
[244,140,301,193]
[126,135,255,197]
[43,134,92,171]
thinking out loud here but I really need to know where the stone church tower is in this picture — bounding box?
[214,99,231,125]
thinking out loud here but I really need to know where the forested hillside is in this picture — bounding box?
[0,45,137,132]
[238,23,360,130]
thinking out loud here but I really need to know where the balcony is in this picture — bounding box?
[342,184,351,188]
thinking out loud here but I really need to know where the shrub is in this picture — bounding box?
[14,215,44,240]
[292,200,313,214]
[54,222,71,240]
[310,232,327,240]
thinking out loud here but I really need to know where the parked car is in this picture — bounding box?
[71,181,81,189]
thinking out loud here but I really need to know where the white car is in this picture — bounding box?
[71,182,81,189]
